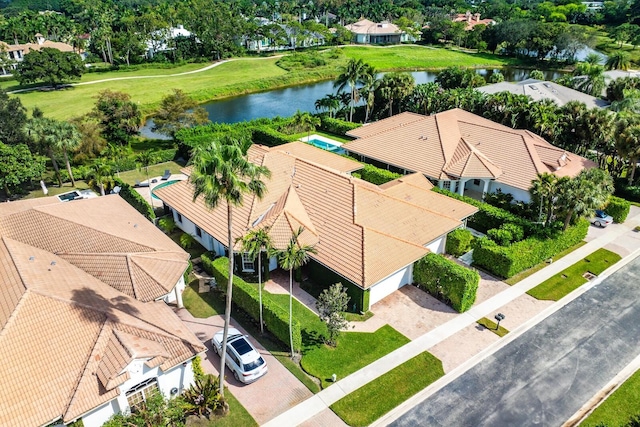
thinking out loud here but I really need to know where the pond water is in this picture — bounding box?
[140,67,565,139]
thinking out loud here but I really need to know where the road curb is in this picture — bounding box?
[374,246,640,427]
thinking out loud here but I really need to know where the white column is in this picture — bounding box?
[458,179,467,196]
[175,286,184,308]
[438,180,444,189]
[450,180,457,194]
[482,179,491,198]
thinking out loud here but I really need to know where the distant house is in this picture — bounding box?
[0,195,204,427]
[478,78,610,109]
[345,19,417,44]
[244,18,326,52]
[582,1,604,10]
[452,11,496,30]
[155,141,477,310]
[0,33,76,75]
[343,109,596,203]
[146,24,192,58]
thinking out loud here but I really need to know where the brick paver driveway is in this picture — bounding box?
[175,308,314,425]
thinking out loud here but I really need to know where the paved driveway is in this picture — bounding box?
[390,254,640,427]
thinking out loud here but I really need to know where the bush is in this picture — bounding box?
[501,223,524,242]
[614,178,640,202]
[607,195,631,223]
[113,177,155,221]
[158,217,176,233]
[473,219,589,278]
[251,126,296,146]
[446,228,473,257]
[352,163,401,185]
[319,116,361,135]
[201,251,217,275]
[487,227,513,246]
[209,257,302,351]
[413,253,479,312]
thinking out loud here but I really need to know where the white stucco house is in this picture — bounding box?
[343,109,596,203]
[155,141,477,311]
[345,19,418,44]
[244,17,326,52]
[146,24,192,58]
[0,195,205,427]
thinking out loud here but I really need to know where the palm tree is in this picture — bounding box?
[136,151,156,206]
[88,160,113,196]
[53,121,82,187]
[610,88,640,114]
[292,110,321,141]
[605,51,631,71]
[616,124,640,185]
[237,228,273,334]
[529,172,560,225]
[556,168,613,230]
[359,64,379,123]
[378,72,416,117]
[334,58,367,122]
[276,227,317,357]
[573,63,606,97]
[25,117,63,187]
[584,52,603,65]
[189,136,270,396]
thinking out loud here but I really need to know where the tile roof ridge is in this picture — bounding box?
[28,207,157,253]
[460,138,502,178]
[246,150,270,229]
[0,235,28,296]
[283,210,319,237]
[126,254,141,301]
[521,133,549,175]
[62,322,114,419]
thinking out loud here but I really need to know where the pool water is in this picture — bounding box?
[151,179,181,200]
[307,139,345,154]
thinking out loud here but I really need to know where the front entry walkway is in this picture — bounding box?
[264,269,319,314]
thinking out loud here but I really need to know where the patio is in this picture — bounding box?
[133,173,187,208]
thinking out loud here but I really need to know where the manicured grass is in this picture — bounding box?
[343,311,374,322]
[581,367,640,427]
[505,241,587,285]
[186,387,257,427]
[477,317,509,337]
[330,352,444,427]
[340,45,523,71]
[20,180,91,200]
[301,325,410,389]
[117,161,185,185]
[267,293,328,352]
[527,249,621,301]
[182,280,224,318]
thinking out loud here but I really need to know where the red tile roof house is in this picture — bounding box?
[0,195,205,427]
[345,19,418,44]
[0,33,77,75]
[154,142,477,312]
[343,109,596,203]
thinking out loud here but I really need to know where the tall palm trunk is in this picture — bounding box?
[63,151,75,187]
[219,204,234,396]
[628,157,638,185]
[258,250,264,334]
[289,267,294,357]
[349,87,355,122]
[48,147,63,187]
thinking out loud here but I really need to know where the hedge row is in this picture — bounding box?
[614,178,640,203]
[351,163,402,185]
[206,256,302,351]
[472,219,589,278]
[319,116,361,135]
[413,253,479,313]
[446,228,473,257]
[432,187,533,236]
[251,126,297,147]
[113,177,156,221]
[607,196,631,223]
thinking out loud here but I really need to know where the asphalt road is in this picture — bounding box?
[391,255,640,427]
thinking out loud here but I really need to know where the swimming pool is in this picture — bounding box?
[151,179,181,200]
[307,138,345,154]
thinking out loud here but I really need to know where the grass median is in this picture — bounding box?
[527,248,621,301]
[580,367,640,427]
[330,351,444,427]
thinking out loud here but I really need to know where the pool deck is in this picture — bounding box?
[134,173,187,208]
[300,134,344,146]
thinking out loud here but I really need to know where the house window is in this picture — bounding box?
[473,179,480,186]
[176,213,182,223]
[442,181,451,190]
[126,377,159,409]
[195,226,202,237]
[242,252,255,272]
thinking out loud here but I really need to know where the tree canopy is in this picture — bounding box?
[16,48,85,88]
[0,142,45,195]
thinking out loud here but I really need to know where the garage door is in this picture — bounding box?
[369,265,412,306]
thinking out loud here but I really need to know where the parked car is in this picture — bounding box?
[591,210,613,228]
[211,328,267,383]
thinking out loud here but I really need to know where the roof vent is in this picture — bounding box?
[134,223,138,228]
[29,256,35,261]
[50,261,56,266]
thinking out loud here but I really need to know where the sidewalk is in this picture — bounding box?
[263,209,640,427]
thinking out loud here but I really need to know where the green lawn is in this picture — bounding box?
[117,161,185,185]
[330,352,444,427]
[477,317,509,337]
[505,241,587,285]
[19,180,90,200]
[183,280,224,318]
[186,387,257,427]
[301,325,410,389]
[527,249,621,301]
[581,367,640,427]
[340,45,522,71]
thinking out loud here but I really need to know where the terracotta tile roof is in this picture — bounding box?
[345,19,402,35]
[344,109,596,191]
[0,197,204,427]
[156,143,475,288]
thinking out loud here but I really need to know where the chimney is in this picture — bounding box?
[35,33,45,45]
[474,13,481,22]
[466,11,471,22]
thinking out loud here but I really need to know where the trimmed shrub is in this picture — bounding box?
[209,257,302,351]
[487,227,513,246]
[606,196,631,223]
[413,253,479,313]
[446,228,473,257]
[473,219,589,278]
[432,187,534,235]
[251,126,296,146]
[201,251,217,275]
[501,223,524,242]
[614,178,640,202]
[352,164,402,185]
[318,116,361,135]
[113,177,155,221]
